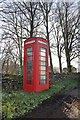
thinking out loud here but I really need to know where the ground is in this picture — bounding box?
[14,87,80,119]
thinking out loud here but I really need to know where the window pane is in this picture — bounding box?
[27,66,32,70]
[26,80,32,84]
[27,71,32,74]
[40,80,46,84]
[40,62,46,65]
[40,57,46,61]
[40,66,46,70]
[40,71,46,75]
[40,52,46,56]
[27,57,32,61]
[38,40,47,45]
[27,52,32,56]
[25,40,35,45]
[27,47,32,51]
[40,76,46,79]
[40,47,46,52]
[27,76,32,79]
[26,62,32,65]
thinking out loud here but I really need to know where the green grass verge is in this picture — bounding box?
[2,78,79,119]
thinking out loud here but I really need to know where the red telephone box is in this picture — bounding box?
[23,37,49,92]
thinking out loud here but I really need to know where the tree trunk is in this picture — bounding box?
[6,60,9,73]
[20,46,23,75]
[49,47,53,74]
[57,41,62,73]
[65,5,71,73]
[66,53,71,72]
[20,18,23,75]
[2,61,5,74]
[59,56,62,73]
[19,45,23,75]
[18,48,23,75]
[30,21,33,37]
[14,61,17,74]
[30,2,34,37]
[48,38,53,79]
[19,47,23,75]
[46,11,53,79]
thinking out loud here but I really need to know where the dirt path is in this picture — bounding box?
[14,87,80,119]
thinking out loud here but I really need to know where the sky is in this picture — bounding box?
[51,53,78,69]
[0,0,79,72]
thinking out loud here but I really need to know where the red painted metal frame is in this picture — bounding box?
[23,37,49,92]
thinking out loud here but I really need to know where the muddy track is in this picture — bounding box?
[13,87,80,119]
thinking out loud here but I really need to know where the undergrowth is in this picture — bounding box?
[2,78,79,119]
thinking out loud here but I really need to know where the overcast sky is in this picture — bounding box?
[0,0,79,71]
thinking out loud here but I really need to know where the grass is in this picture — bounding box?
[2,77,79,119]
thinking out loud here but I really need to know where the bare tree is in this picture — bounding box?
[1,40,16,74]
[0,1,23,74]
[54,2,80,72]
[39,2,54,77]
[15,2,42,38]
[0,1,43,75]
[77,1,80,73]
[51,24,63,73]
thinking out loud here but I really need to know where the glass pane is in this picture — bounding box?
[27,52,32,56]
[40,57,46,61]
[40,76,46,79]
[25,40,35,45]
[38,40,47,45]
[40,66,46,70]
[27,57,32,61]
[27,66,32,70]
[40,48,46,52]
[40,71,46,75]
[27,62,32,65]
[40,52,46,56]
[27,71,32,74]
[26,80,32,84]
[27,76,32,79]
[40,80,46,84]
[27,47,32,51]
[40,61,46,65]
